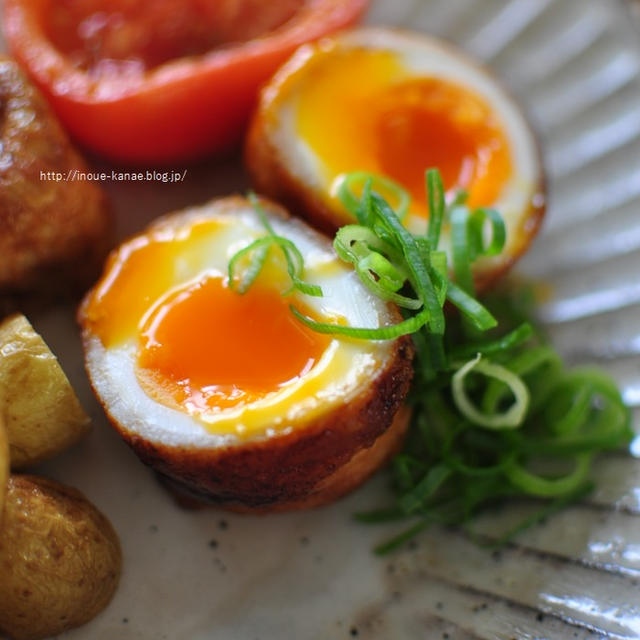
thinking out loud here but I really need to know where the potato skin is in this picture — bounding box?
[0,57,111,298]
[0,419,7,521]
[0,314,90,469]
[0,475,121,640]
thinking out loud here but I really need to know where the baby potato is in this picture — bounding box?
[0,419,7,520]
[0,314,90,469]
[0,474,121,640]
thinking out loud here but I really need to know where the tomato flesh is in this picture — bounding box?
[45,0,305,73]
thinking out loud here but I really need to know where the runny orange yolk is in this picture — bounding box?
[295,49,512,217]
[81,219,329,413]
[137,276,329,411]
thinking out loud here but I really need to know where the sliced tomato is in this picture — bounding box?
[4,0,368,164]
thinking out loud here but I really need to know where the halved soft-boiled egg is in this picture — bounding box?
[246,28,545,288]
[79,196,413,511]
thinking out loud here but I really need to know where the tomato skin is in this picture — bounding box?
[4,0,369,164]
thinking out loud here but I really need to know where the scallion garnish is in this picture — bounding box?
[451,354,530,429]
[229,170,633,553]
[228,192,322,297]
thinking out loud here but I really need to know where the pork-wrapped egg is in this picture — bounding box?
[79,196,413,511]
[247,28,545,289]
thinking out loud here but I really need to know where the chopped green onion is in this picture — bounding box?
[334,225,403,265]
[450,206,476,294]
[449,322,533,360]
[290,305,430,340]
[426,168,445,250]
[399,464,452,515]
[333,225,422,309]
[227,237,272,294]
[356,253,423,310]
[226,170,631,556]
[452,354,530,429]
[472,207,507,257]
[373,520,431,556]
[336,171,411,222]
[370,193,445,334]
[505,453,593,498]
[450,205,507,295]
[446,281,497,331]
[330,170,630,553]
[228,193,322,297]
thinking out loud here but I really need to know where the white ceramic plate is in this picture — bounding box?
[8,0,640,638]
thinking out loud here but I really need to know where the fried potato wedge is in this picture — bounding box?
[0,475,121,640]
[0,314,90,469]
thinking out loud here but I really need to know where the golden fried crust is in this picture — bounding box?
[172,404,413,513]
[96,332,414,512]
[0,57,111,298]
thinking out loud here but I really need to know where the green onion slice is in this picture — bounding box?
[337,171,411,222]
[452,354,530,429]
[228,193,323,298]
[399,464,452,515]
[227,237,272,294]
[449,322,533,360]
[446,281,497,331]
[426,168,445,250]
[371,193,445,334]
[450,205,507,295]
[290,306,430,340]
[505,453,593,498]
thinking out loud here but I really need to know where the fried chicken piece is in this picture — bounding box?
[0,57,111,299]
